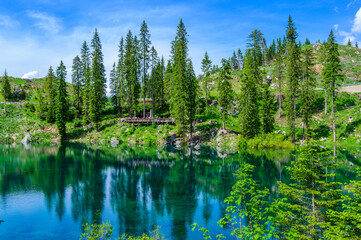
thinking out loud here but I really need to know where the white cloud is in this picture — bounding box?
[347,0,359,8]
[22,71,38,79]
[27,11,61,33]
[334,7,339,13]
[352,7,361,33]
[0,14,16,27]
[334,24,339,30]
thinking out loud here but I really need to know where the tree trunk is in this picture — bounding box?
[278,95,282,118]
[223,118,225,130]
[332,88,336,143]
[143,96,146,118]
[324,88,328,115]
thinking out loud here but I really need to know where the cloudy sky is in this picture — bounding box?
[0,0,361,84]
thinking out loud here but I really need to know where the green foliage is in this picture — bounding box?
[89,29,107,131]
[238,133,294,150]
[201,51,212,111]
[80,219,113,240]
[218,163,276,239]
[72,55,83,111]
[1,70,12,100]
[81,41,91,121]
[217,59,233,129]
[56,61,69,142]
[120,226,165,240]
[239,50,260,138]
[261,83,276,134]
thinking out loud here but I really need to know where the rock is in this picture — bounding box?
[111,137,119,147]
[195,131,201,137]
[320,137,327,141]
[156,130,161,136]
[175,140,182,148]
[211,132,215,138]
[348,116,353,123]
[21,133,32,144]
[194,144,201,150]
[217,128,228,135]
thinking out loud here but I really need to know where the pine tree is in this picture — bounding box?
[237,49,243,70]
[72,55,82,111]
[239,52,261,138]
[164,60,173,113]
[274,140,341,238]
[55,61,68,142]
[285,16,301,141]
[273,38,285,118]
[1,70,11,100]
[247,29,264,67]
[89,29,106,131]
[356,41,359,48]
[150,46,159,117]
[231,51,238,70]
[43,66,56,123]
[217,59,233,130]
[305,38,311,45]
[185,59,198,142]
[139,20,151,118]
[322,30,344,143]
[109,63,117,106]
[116,37,126,117]
[81,41,91,122]
[124,30,140,117]
[347,38,352,46]
[169,19,191,139]
[300,48,316,139]
[201,51,212,113]
[261,83,275,134]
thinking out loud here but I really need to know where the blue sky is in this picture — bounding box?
[0,0,361,82]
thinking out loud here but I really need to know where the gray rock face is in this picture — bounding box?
[111,137,119,147]
[21,133,32,144]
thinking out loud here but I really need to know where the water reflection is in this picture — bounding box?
[0,143,358,239]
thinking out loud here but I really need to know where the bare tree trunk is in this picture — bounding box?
[223,118,225,130]
[324,88,328,115]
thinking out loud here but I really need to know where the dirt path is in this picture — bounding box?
[339,85,361,93]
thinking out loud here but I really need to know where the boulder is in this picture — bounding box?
[21,133,32,144]
[111,137,119,147]
[195,131,201,137]
[217,128,228,136]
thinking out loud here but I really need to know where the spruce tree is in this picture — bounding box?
[356,41,359,48]
[300,48,316,139]
[261,83,275,134]
[80,41,91,122]
[201,51,212,113]
[1,70,11,100]
[231,51,238,70]
[89,29,106,131]
[305,38,311,45]
[285,16,301,141]
[274,140,341,238]
[139,20,151,118]
[347,38,352,46]
[247,29,264,67]
[150,46,159,117]
[273,38,285,118]
[217,59,233,130]
[164,60,173,113]
[239,52,261,138]
[55,61,68,142]
[109,63,117,106]
[116,37,126,117]
[185,59,198,142]
[322,30,344,143]
[43,66,56,123]
[237,49,243,70]
[169,19,189,138]
[72,55,82,111]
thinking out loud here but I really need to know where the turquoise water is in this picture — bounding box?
[0,143,358,239]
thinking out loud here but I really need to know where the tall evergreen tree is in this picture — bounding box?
[305,38,311,45]
[356,41,359,48]
[274,141,341,238]
[1,70,11,100]
[322,30,344,143]
[217,59,233,130]
[80,41,91,122]
[285,16,301,141]
[237,49,243,70]
[89,29,106,131]
[247,29,264,67]
[230,51,238,70]
[261,83,275,134]
[72,55,82,111]
[164,60,173,113]
[239,52,261,138]
[300,48,316,139]
[43,66,56,123]
[55,61,68,142]
[139,20,151,118]
[116,37,126,117]
[109,63,117,106]
[185,59,198,142]
[150,46,159,117]
[273,38,285,118]
[347,38,352,46]
[201,51,212,113]
[168,19,190,138]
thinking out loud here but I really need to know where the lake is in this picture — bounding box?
[0,143,358,239]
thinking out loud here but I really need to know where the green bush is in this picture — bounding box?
[238,133,294,150]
